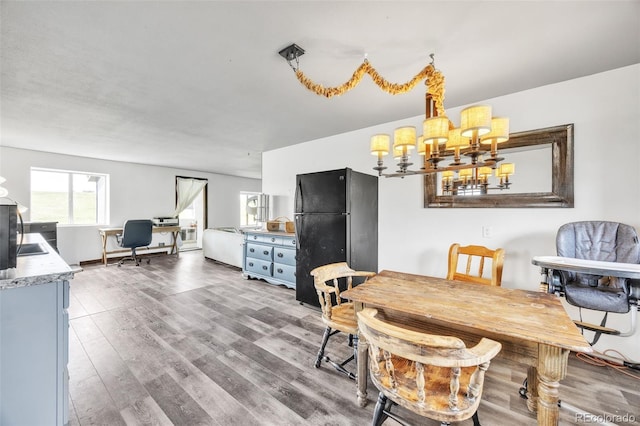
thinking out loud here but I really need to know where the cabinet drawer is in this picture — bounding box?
[273,263,296,284]
[246,233,281,245]
[245,258,272,276]
[281,236,296,248]
[24,222,57,233]
[274,247,295,266]
[246,243,273,261]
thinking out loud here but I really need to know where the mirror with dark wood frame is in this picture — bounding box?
[424,124,574,208]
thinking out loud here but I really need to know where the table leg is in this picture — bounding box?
[526,365,538,413]
[170,231,179,256]
[356,333,368,407]
[536,344,569,426]
[101,233,108,266]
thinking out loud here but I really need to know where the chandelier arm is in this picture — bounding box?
[381,160,500,178]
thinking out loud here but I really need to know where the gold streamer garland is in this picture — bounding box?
[294,61,446,116]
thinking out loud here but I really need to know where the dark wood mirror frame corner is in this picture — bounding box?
[424,123,574,208]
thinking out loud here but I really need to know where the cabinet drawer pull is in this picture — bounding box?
[249,248,255,253]
[263,250,269,255]
[262,265,268,270]
[277,253,283,258]
[248,262,254,267]
[277,268,283,273]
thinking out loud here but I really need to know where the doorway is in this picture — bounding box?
[175,176,208,251]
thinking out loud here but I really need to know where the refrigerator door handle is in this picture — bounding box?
[295,180,303,213]
[294,215,301,250]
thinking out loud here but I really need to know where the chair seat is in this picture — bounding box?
[565,283,630,313]
[322,302,358,334]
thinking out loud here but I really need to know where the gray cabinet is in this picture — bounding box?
[243,231,296,289]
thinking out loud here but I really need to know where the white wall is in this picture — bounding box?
[263,64,640,359]
[0,147,261,264]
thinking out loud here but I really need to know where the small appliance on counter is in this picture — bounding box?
[0,202,18,273]
[152,217,179,227]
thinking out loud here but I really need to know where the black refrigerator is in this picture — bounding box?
[294,168,378,307]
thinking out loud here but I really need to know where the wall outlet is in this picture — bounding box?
[482,226,493,238]
[159,242,165,247]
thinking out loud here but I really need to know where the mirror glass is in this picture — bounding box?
[425,124,574,208]
[434,144,553,196]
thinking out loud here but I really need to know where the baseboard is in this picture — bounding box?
[79,251,168,266]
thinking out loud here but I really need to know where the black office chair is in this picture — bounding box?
[117,219,153,267]
[548,221,640,344]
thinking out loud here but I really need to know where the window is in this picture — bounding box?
[30,168,109,225]
[240,191,262,227]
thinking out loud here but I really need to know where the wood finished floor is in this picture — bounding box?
[68,252,640,425]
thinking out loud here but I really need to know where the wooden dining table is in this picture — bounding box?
[341,270,592,426]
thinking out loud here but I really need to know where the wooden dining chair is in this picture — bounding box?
[357,308,502,426]
[447,243,505,286]
[311,262,376,379]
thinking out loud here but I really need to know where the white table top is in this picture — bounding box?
[532,255,640,279]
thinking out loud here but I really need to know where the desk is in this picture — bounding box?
[341,270,591,426]
[99,226,180,266]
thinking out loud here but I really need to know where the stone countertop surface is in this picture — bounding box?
[0,233,73,290]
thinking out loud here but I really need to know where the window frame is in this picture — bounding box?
[30,167,110,226]
[239,191,262,228]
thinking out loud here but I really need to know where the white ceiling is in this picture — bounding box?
[1,1,639,179]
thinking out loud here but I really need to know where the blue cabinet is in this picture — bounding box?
[243,231,296,289]
[0,235,73,426]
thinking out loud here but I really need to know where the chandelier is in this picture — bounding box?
[279,44,515,190]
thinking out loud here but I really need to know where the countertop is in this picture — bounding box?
[0,233,74,290]
[244,229,295,236]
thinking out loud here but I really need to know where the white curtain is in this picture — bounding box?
[173,177,207,217]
